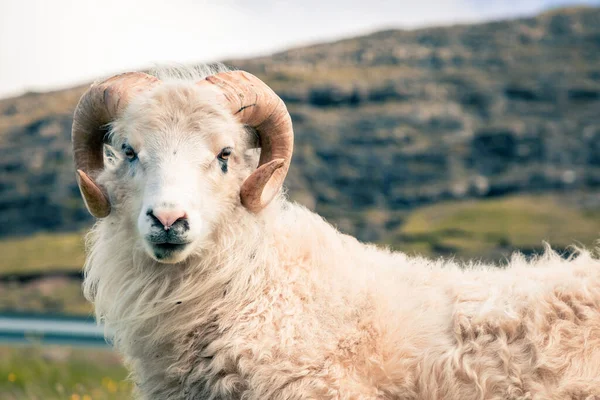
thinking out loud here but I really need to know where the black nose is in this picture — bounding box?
[147,208,189,232]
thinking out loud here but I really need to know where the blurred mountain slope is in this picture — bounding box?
[1,6,599,242]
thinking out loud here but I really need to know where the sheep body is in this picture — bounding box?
[80,65,600,399]
[85,197,600,399]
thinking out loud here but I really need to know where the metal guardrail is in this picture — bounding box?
[0,313,110,347]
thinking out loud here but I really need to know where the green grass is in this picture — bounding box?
[0,233,86,275]
[0,280,93,316]
[392,194,600,260]
[0,232,90,316]
[0,346,131,400]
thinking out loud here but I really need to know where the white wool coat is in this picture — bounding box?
[84,198,600,400]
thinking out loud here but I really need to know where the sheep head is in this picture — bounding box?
[72,70,294,262]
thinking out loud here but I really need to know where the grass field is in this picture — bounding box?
[1,280,93,316]
[388,193,600,261]
[0,346,131,400]
[0,231,92,316]
[0,232,86,275]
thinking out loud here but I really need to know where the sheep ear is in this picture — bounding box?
[76,170,111,218]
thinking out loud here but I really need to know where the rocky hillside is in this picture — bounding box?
[1,6,599,242]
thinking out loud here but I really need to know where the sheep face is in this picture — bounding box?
[104,83,254,264]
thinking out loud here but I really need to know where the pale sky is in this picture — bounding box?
[0,0,598,99]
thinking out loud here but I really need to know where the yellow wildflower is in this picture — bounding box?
[107,380,118,393]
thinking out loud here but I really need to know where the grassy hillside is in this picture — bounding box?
[392,194,600,259]
[0,5,598,315]
[0,232,90,315]
[0,232,85,275]
[1,7,599,241]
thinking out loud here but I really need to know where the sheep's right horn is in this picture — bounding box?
[72,72,159,218]
[200,71,294,213]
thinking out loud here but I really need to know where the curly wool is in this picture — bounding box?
[84,193,600,399]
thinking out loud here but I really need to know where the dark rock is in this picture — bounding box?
[568,89,600,101]
[504,86,541,102]
[308,86,352,107]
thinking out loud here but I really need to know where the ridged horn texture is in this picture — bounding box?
[199,71,294,213]
[72,72,159,218]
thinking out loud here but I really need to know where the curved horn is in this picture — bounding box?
[200,71,293,213]
[72,72,159,217]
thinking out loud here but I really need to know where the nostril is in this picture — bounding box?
[146,209,161,226]
[150,209,188,230]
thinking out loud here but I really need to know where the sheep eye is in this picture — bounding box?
[218,147,232,161]
[122,145,137,161]
[217,147,232,173]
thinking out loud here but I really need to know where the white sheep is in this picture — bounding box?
[72,64,600,400]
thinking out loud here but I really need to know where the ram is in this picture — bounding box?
[72,65,600,400]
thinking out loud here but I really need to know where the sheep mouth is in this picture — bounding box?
[148,241,191,261]
[153,242,188,252]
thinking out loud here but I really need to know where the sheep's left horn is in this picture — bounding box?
[72,72,159,217]
[199,71,293,213]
